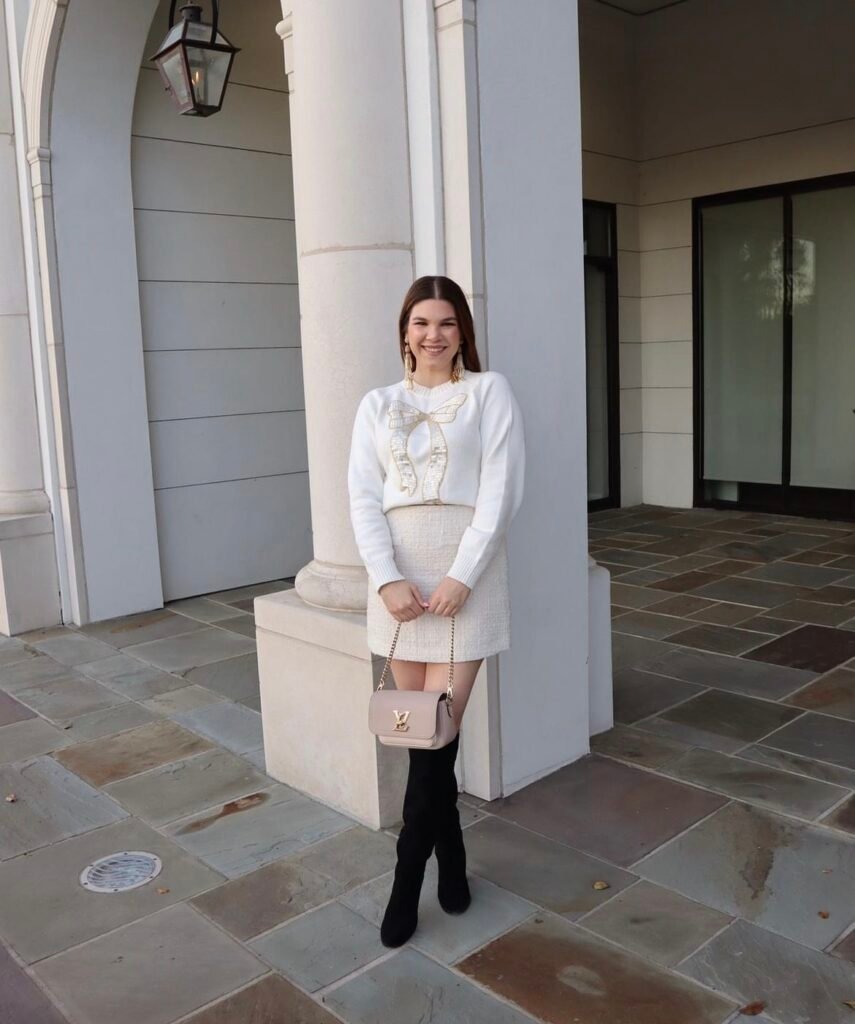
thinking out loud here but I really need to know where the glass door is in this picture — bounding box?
[584,202,620,509]
[696,175,855,518]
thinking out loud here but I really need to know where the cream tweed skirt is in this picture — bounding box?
[366,504,510,663]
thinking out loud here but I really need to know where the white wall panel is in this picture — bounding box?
[139,282,300,351]
[135,210,297,284]
[131,137,294,219]
[149,411,307,490]
[133,0,307,601]
[154,474,312,599]
[144,348,303,422]
[133,70,290,153]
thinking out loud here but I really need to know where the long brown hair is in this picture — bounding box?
[397,276,483,373]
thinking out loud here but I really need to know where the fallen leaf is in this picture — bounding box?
[818,910,830,919]
[843,1000,855,1010]
[5,793,17,803]
[156,887,170,895]
[739,1001,766,1015]
[592,880,610,891]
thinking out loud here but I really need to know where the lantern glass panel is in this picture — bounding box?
[186,46,231,110]
[159,48,192,110]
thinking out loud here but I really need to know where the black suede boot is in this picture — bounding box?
[432,732,471,914]
[380,746,436,948]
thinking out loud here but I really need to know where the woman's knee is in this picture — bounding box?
[390,658,427,690]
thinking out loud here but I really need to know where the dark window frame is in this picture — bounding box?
[693,170,855,521]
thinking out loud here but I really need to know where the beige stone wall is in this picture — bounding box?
[579,0,855,507]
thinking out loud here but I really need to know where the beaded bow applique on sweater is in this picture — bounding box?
[388,394,468,502]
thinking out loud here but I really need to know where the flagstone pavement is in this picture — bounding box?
[2,506,855,1023]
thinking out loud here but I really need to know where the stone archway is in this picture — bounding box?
[22,0,173,623]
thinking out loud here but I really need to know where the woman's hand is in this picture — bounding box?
[427,576,471,617]
[378,580,428,622]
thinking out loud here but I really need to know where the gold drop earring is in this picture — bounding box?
[450,347,464,383]
[403,339,415,390]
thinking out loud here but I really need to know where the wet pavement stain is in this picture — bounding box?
[177,792,268,834]
[457,914,734,1024]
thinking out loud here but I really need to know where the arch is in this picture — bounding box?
[22,0,164,622]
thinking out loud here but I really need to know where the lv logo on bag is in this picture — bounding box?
[393,710,410,731]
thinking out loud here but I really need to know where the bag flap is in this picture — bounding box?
[369,689,447,739]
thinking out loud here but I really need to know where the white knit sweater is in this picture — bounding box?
[347,368,525,593]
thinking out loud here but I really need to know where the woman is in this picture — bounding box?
[347,275,525,948]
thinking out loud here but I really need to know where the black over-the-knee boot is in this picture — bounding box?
[380,746,436,948]
[432,732,471,914]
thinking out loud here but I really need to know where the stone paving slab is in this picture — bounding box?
[644,646,817,700]
[635,689,804,754]
[0,942,68,1024]
[659,746,848,820]
[166,596,249,623]
[341,860,538,966]
[290,824,398,890]
[680,918,855,1024]
[32,903,266,1024]
[612,666,704,724]
[0,642,39,670]
[0,656,80,693]
[173,701,264,755]
[760,712,855,771]
[251,900,385,992]
[163,784,354,878]
[183,652,259,701]
[181,974,340,1024]
[192,857,345,941]
[27,632,120,667]
[456,910,735,1024]
[461,814,637,918]
[123,627,256,673]
[0,718,72,763]
[591,723,692,769]
[105,748,269,826]
[13,674,129,723]
[0,817,224,963]
[60,702,159,742]
[786,665,855,719]
[635,801,855,949]
[75,653,189,700]
[738,742,855,789]
[77,608,208,648]
[324,946,539,1024]
[0,689,36,726]
[487,754,726,867]
[0,755,127,860]
[141,684,227,716]
[55,718,215,787]
[579,879,732,967]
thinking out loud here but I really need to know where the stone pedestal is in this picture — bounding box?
[256,589,406,828]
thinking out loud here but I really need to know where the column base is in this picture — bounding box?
[294,559,369,613]
[588,556,614,737]
[255,587,406,829]
[0,514,61,636]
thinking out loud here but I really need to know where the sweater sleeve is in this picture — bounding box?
[347,391,407,593]
[446,372,525,590]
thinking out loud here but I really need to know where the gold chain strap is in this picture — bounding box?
[377,614,455,709]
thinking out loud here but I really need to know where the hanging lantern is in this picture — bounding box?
[151,2,239,117]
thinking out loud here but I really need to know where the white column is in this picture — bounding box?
[0,3,59,635]
[258,0,418,827]
[0,7,47,517]
[281,0,416,612]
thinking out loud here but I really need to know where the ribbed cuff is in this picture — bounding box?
[446,552,480,590]
[367,556,406,593]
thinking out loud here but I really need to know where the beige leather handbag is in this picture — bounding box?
[368,615,458,749]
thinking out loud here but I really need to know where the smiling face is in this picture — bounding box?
[406,299,461,374]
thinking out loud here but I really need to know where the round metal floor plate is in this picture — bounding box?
[79,851,163,893]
